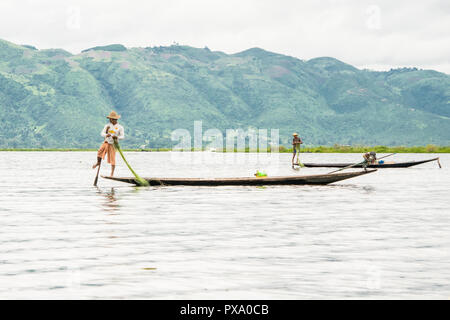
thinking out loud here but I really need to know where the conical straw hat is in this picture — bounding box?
[107,111,121,119]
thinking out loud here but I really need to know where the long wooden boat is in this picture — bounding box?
[102,169,376,186]
[303,157,440,168]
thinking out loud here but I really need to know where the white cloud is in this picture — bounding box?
[0,0,448,73]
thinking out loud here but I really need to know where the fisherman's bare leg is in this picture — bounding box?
[111,165,115,177]
[92,157,102,169]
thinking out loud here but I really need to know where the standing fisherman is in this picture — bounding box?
[363,151,377,165]
[292,133,303,166]
[92,111,124,177]
[362,151,377,168]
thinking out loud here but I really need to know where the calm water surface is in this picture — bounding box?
[0,152,449,299]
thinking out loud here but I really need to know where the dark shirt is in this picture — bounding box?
[293,137,302,146]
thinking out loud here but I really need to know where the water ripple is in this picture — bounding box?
[0,152,449,299]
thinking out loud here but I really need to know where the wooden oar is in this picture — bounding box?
[295,144,305,168]
[114,141,149,186]
[328,153,396,174]
[93,161,101,186]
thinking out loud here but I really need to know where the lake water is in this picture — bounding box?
[0,152,449,299]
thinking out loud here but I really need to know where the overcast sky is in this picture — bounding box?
[0,0,449,73]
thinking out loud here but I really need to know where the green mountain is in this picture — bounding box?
[0,38,449,148]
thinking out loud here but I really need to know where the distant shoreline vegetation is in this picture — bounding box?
[1,145,449,153]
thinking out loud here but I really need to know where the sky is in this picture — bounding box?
[0,0,449,73]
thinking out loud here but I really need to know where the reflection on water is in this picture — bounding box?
[0,152,449,299]
[95,188,119,213]
[329,183,376,193]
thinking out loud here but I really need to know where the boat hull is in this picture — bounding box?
[303,158,439,168]
[102,170,376,186]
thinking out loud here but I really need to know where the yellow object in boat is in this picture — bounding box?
[254,170,267,177]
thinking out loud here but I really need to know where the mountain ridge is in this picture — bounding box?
[0,39,449,148]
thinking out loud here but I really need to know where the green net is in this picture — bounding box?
[114,141,150,186]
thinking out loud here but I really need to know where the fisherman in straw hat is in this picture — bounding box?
[92,111,125,177]
[292,132,303,166]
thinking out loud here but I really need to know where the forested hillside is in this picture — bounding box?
[0,38,449,148]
